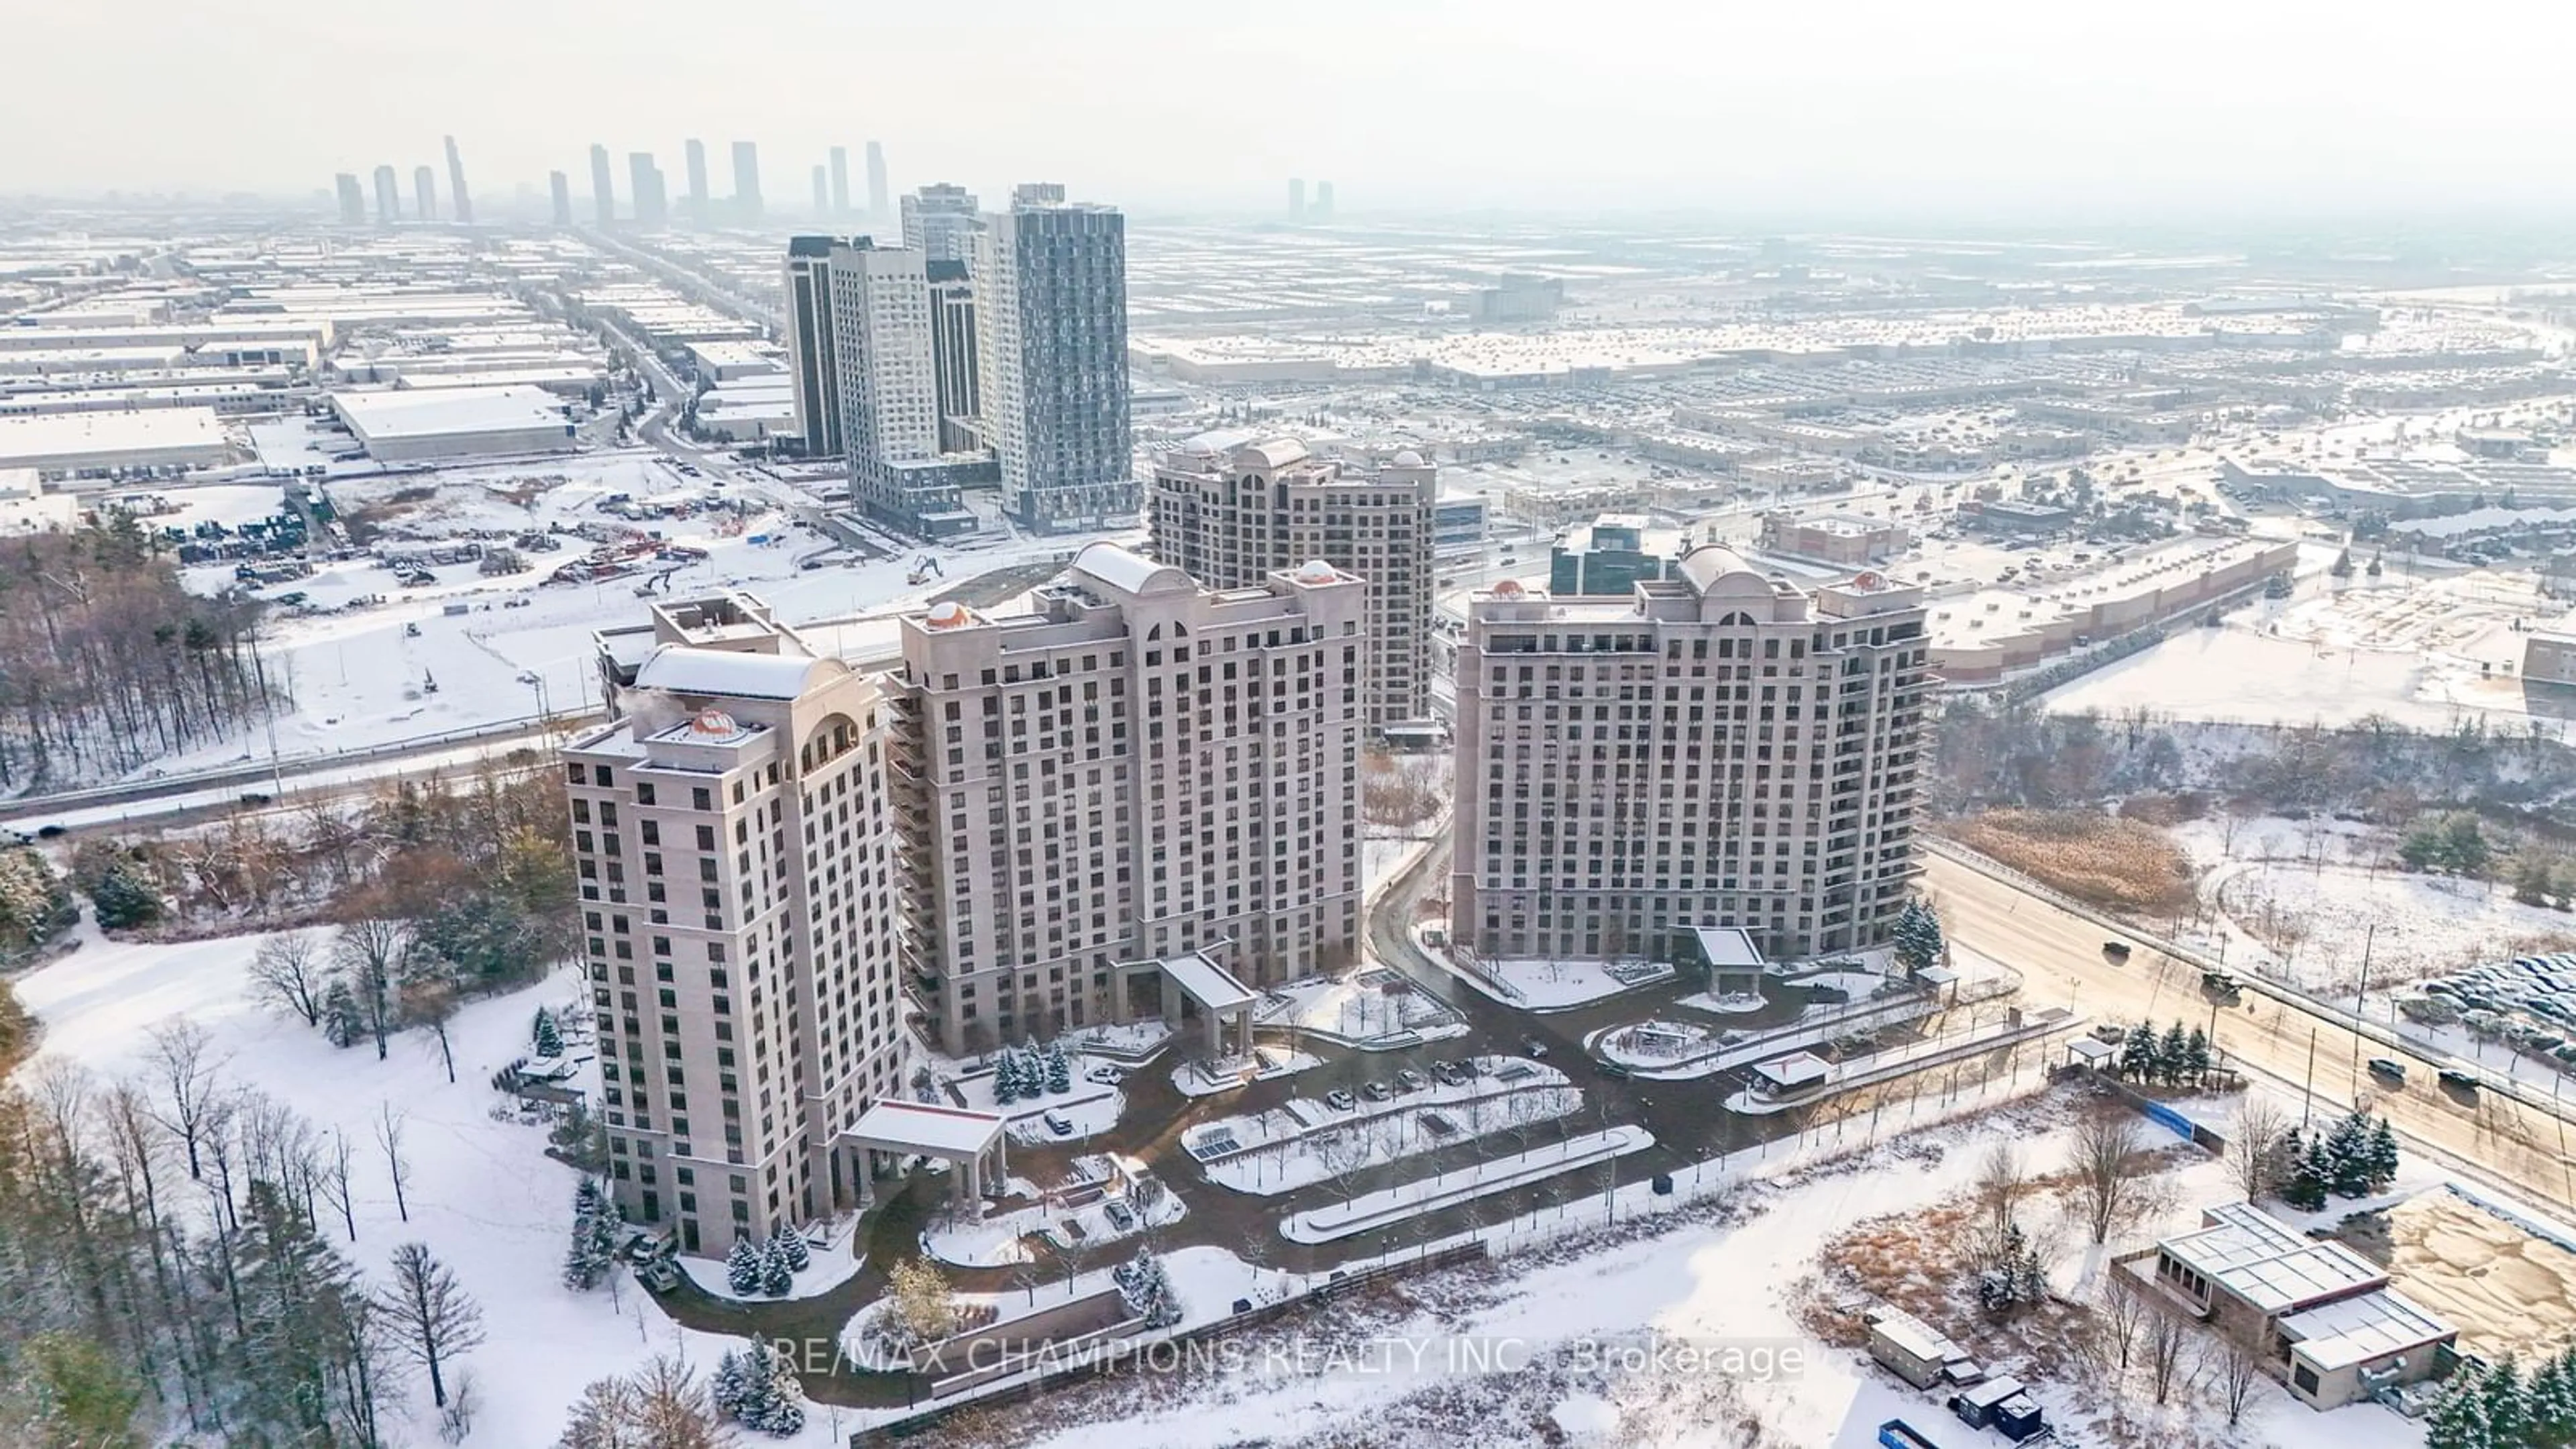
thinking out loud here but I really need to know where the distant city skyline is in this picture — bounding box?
[7,0,2574,220]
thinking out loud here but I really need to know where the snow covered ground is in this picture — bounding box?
[1281,1126,1652,1243]
[1205,1083,1587,1197]
[676,1216,868,1301]
[2167,814,2576,991]
[981,1086,2430,1449]
[117,449,1118,785]
[920,1177,1189,1270]
[1171,1044,1322,1099]
[11,924,849,1448]
[2042,567,2561,732]
[1185,1058,1576,1194]
[1260,972,1469,1048]
[945,1059,1128,1145]
[1427,947,1677,1011]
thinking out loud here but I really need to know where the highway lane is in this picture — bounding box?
[1924,851,2576,1213]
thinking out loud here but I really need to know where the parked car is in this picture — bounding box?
[1362,1081,1393,1103]
[639,1258,682,1293]
[1432,1061,1468,1086]
[1521,1036,1551,1059]
[1395,1068,1426,1093]
[1043,1112,1073,1137]
[1325,1089,1358,1112]
[2438,1069,2480,1095]
[2367,1057,2408,1084]
[1085,1065,1127,1085]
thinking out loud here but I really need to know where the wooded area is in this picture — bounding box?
[0,521,282,789]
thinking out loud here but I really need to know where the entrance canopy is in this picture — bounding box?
[1155,949,1258,1014]
[837,1100,1008,1208]
[843,1099,1004,1159]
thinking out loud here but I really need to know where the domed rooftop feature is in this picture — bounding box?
[1071,541,1195,596]
[1230,438,1309,471]
[924,600,972,630]
[1389,449,1425,468]
[1491,578,1528,600]
[688,708,741,737]
[1293,559,1339,585]
[1677,544,1757,593]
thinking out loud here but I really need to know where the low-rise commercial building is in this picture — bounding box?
[330,384,572,462]
[1758,511,1909,567]
[2125,1203,2454,1411]
[1548,515,1675,596]
[0,408,234,478]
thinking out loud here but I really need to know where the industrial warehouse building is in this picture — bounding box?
[0,407,235,479]
[329,384,574,462]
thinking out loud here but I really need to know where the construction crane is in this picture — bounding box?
[632,565,682,598]
[906,554,944,586]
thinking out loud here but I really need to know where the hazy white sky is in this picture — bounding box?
[5,0,2572,219]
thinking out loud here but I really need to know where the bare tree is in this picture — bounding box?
[376,1103,412,1223]
[380,1242,486,1408]
[319,1127,360,1242]
[2098,1269,2150,1377]
[2210,1331,2265,1426]
[1318,1128,1371,1208]
[2070,1108,2147,1244]
[437,1368,479,1446]
[335,914,412,1061]
[2226,1096,2294,1204]
[2142,1301,2198,1406]
[400,957,462,1083]
[248,932,329,1027]
[1975,1140,2029,1234]
[146,1018,224,1178]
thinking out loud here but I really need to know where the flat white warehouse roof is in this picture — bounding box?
[331,384,566,443]
[0,407,230,469]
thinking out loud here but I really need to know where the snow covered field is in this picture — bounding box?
[1427,945,1677,1010]
[2043,568,2558,731]
[1186,1059,1578,1196]
[1260,972,1469,1047]
[125,451,1117,784]
[979,1078,2430,1449]
[920,1176,1189,1270]
[11,924,849,1448]
[2167,814,2576,991]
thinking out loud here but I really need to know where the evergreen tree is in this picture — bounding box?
[2324,1112,2376,1198]
[2159,1022,2193,1087]
[759,1237,793,1296]
[2182,1026,2212,1084]
[709,1348,749,1419]
[1046,1041,1072,1095]
[775,1230,810,1273]
[1891,900,1945,976]
[322,977,365,1049]
[2282,1135,2330,1212]
[2446,815,2493,879]
[724,1237,763,1297]
[2121,1022,2160,1081]
[993,1051,1021,1106]
[1111,1246,1183,1329]
[533,1006,564,1058]
[2528,1350,2576,1448]
[732,1341,806,1436]
[2426,1360,2494,1449]
[2483,1355,2531,1448]
[89,860,162,930]
[2367,1117,2401,1193]
[563,1179,612,1290]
